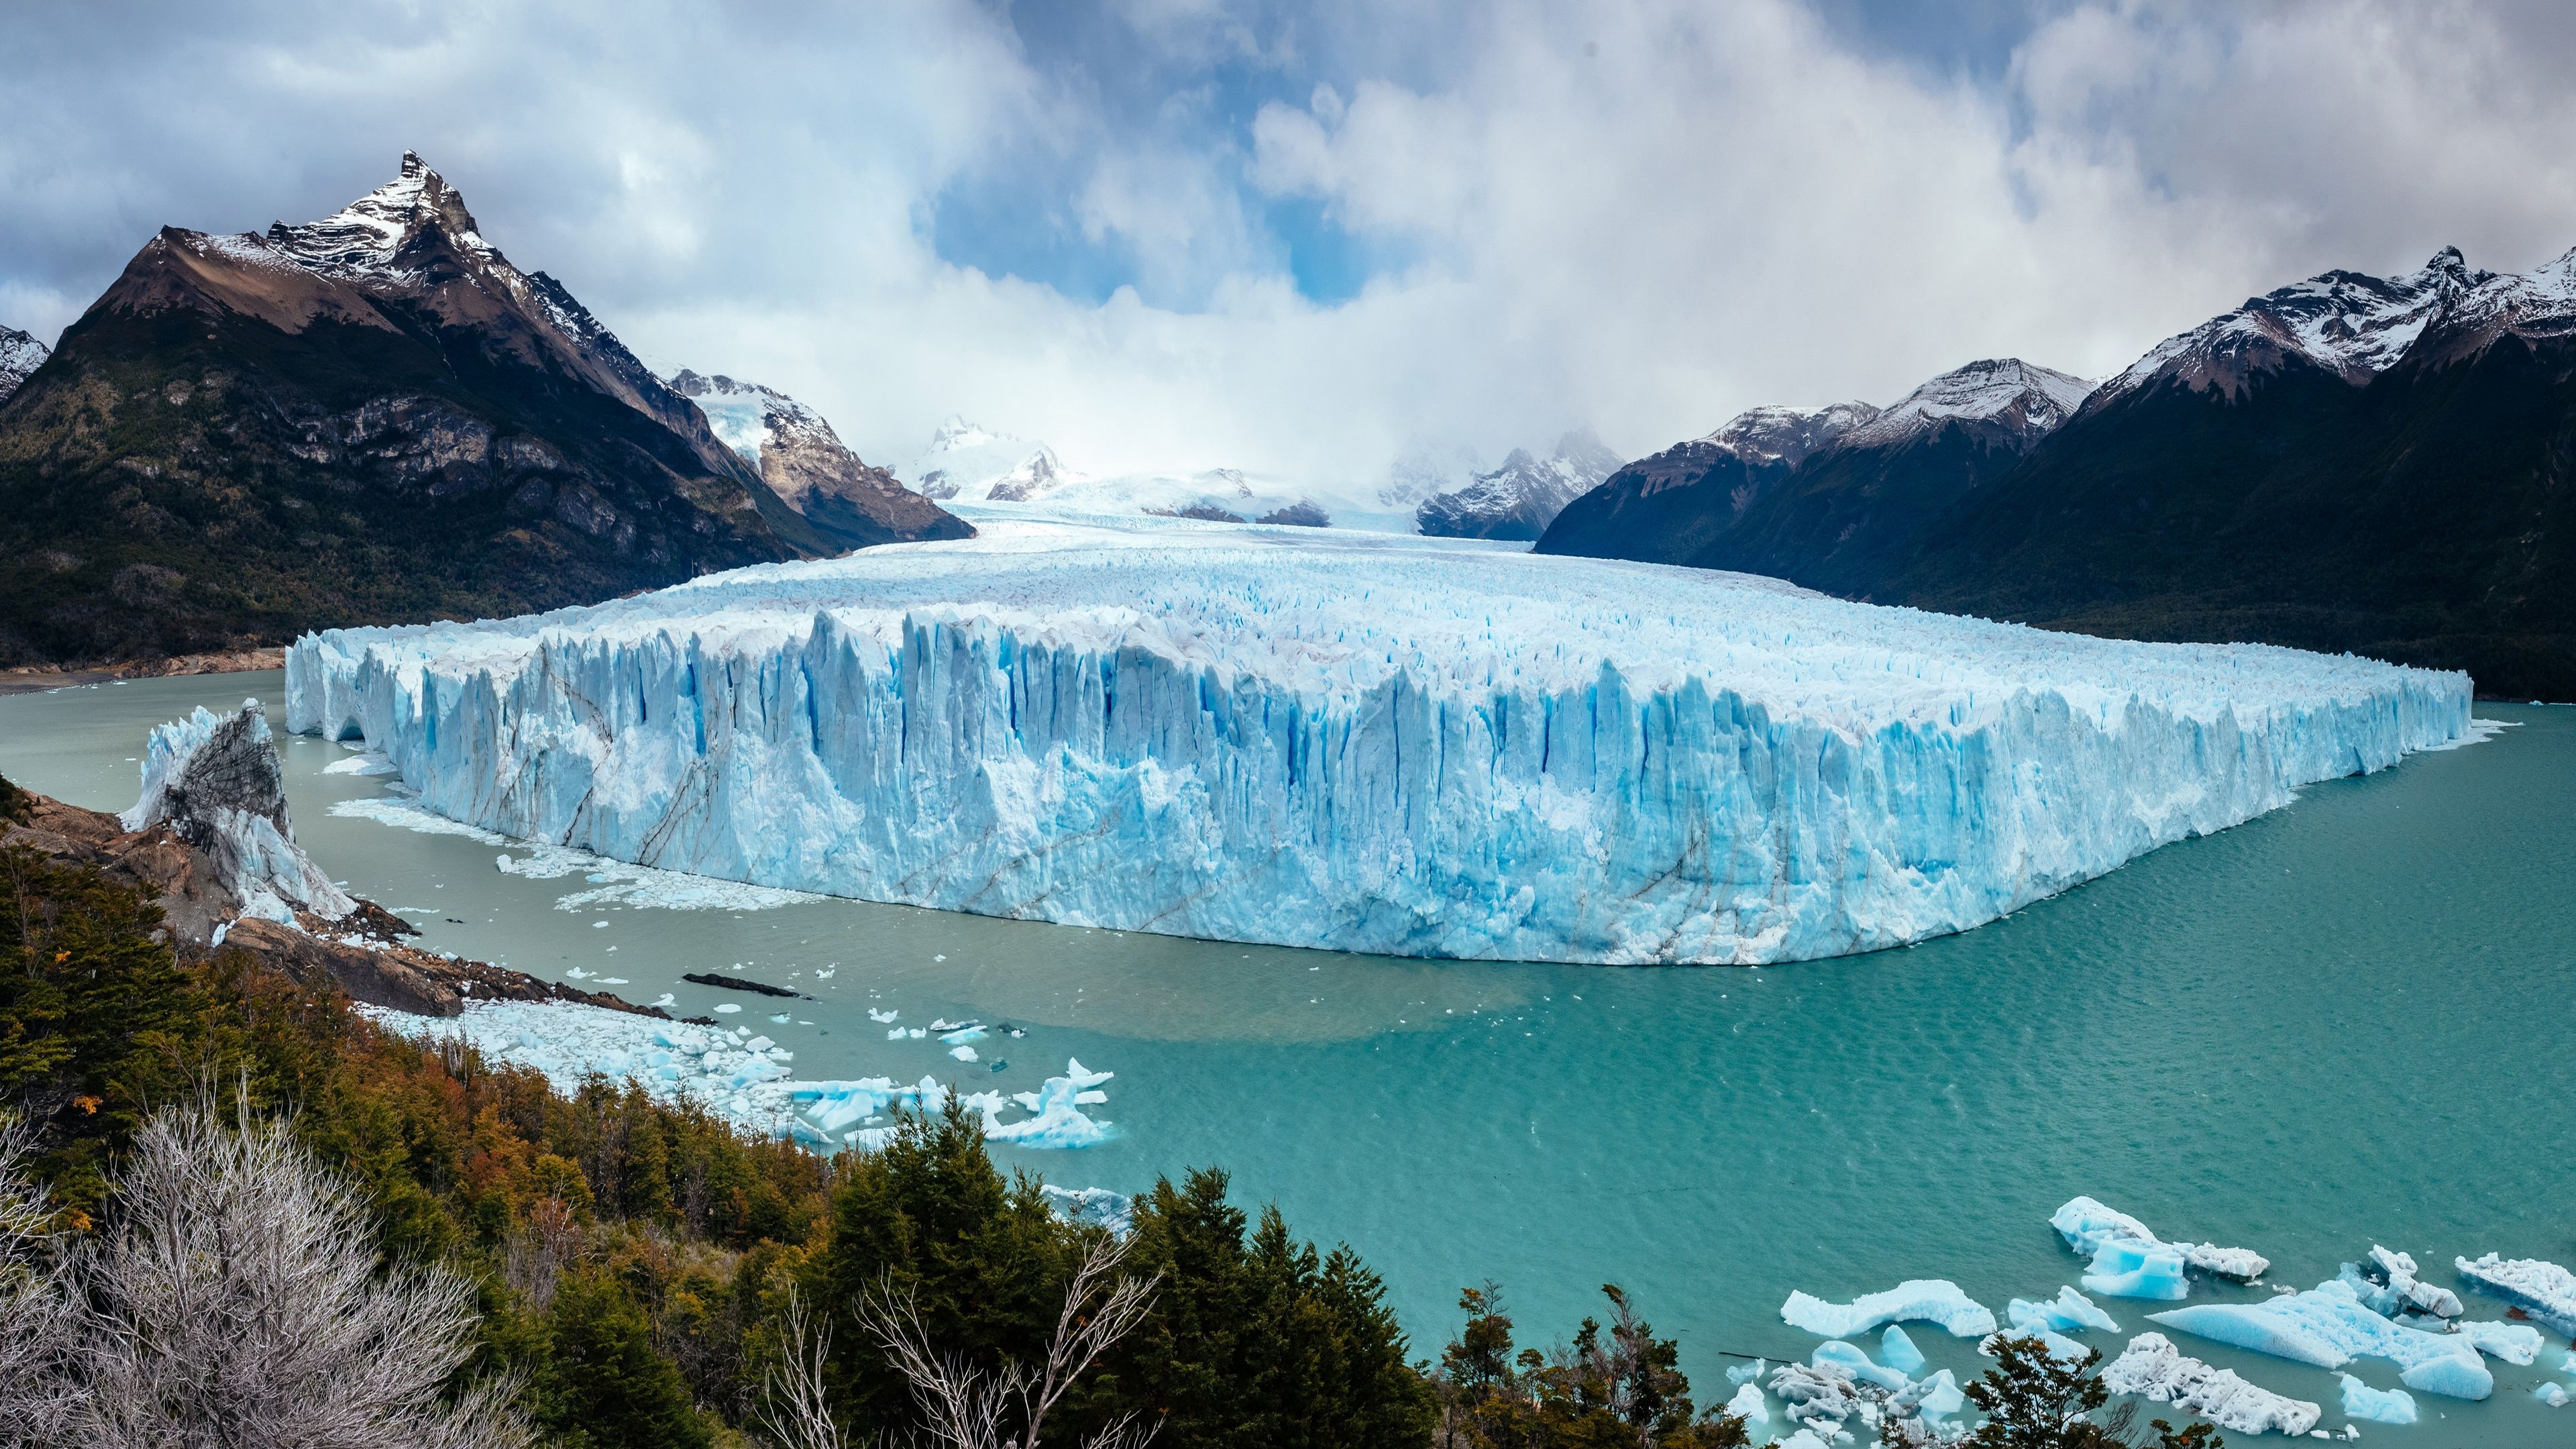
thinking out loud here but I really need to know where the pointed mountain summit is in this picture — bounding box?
[0,154,959,669]
[0,326,46,405]
[899,417,1079,503]
[1415,427,1623,541]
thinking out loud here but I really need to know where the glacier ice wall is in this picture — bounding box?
[286,516,2471,965]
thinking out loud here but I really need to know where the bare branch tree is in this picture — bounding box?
[0,1128,79,1446]
[66,1099,534,1449]
[853,1231,1163,1449]
[755,1284,848,1449]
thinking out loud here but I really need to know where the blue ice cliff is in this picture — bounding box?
[286,515,2473,965]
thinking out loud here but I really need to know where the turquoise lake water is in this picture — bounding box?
[5,672,2571,1444]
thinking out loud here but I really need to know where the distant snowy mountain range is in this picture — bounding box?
[1542,244,2576,698]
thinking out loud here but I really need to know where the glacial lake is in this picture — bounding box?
[5,671,2571,1443]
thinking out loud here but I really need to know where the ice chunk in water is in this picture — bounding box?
[2051,1197,2267,1301]
[1879,1326,1925,1377]
[1723,1383,1766,1426]
[2100,1332,2322,1438]
[1724,1358,1769,1387]
[2455,1318,2542,1364]
[1811,1340,1908,1391]
[1782,1280,1996,1338]
[2149,1281,2492,1399]
[2454,1253,2576,1336]
[2537,1383,2570,1409]
[2010,1287,2120,1336]
[2337,1374,2418,1426]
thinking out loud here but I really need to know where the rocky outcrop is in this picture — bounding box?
[667,370,971,547]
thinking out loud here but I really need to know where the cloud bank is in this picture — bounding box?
[4,0,2573,483]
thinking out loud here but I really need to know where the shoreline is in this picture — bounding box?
[0,647,285,697]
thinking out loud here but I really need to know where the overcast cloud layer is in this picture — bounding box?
[6,0,2574,483]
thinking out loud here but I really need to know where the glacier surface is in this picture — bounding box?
[286,515,2471,965]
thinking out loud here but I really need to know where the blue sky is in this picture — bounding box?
[6,1,2576,479]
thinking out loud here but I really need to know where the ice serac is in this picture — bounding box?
[123,700,354,926]
[286,515,2471,966]
[2100,1333,2321,1437]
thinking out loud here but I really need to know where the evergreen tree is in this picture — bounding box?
[538,1266,715,1449]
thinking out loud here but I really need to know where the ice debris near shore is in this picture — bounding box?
[2100,1332,2322,1437]
[125,700,356,927]
[285,513,2471,966]
[2455,1253,2576,1336]
[1782,1280,1996,1339]
[2050,1197,2268,1301]
[2149,1279,2493,1399]
[2010,1287,2120,1336]
[358,999,1114,1148]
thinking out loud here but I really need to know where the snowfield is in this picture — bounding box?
[286,513,2470,965]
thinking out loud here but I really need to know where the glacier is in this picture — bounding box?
[286,514,2471,966]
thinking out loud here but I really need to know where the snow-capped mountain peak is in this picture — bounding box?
[900,417,1080,502]
[0,325,48,405]
[265,151,495,280]
[2102,248,2496,402]
[1415,427,1624,540]
[1840,358,2094,451]
[1701,401,1880,467]
[667,370,810,464]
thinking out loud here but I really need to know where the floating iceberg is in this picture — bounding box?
[2010,1287,2120,1336]
[1880,1326,1925,1377]
[1812,1340,1909,1391]
[2337,1246,2462,1319]
[2454,1318,2542,1364]
[1766,1360,1867,1430]
[284,515,2471,966]
[1722,1383,1766,1426]
[1783,1280,1996,1339]
[2455,1254,2576,1336]
[2337,1374,2418,1426]
[2149,1280,2492,1399]
[2100,1332,2322,1438]
[2050,1196,2268,1300]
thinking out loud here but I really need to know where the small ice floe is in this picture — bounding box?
[651,993,676,1008]
[321,751,399,776]
[2452,1318,2541,1364]
[2051,1197,2268,1301]
[867,1008,899,1024]
[2100,1332,2322,1437]
[815,966,836,979]
[1782,1280,1996,1338]
[2337,1373,2417,1426]
[2148,1280,2491,1399]
[715,1004,743,1014]
[2537,1383,2570,1408]
[1723,1382,1766,1426]
[1879,1326,1925,1377]
[949,1045,979,1062]
[1724,1359,1768,1387]
[939,1024,989,1045]
[1811,1340,1907,1390]
[1039,1184,1134,1235]
[2454,1253,2576,1336]
[2010,1286,2121,1336]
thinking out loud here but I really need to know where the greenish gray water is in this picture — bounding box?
[6,673,2572,1444]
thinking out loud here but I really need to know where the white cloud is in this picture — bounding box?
[5,0,2575,486]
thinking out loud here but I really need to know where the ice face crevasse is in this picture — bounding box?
[123,699,356,926]
[284,518,2471,967]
